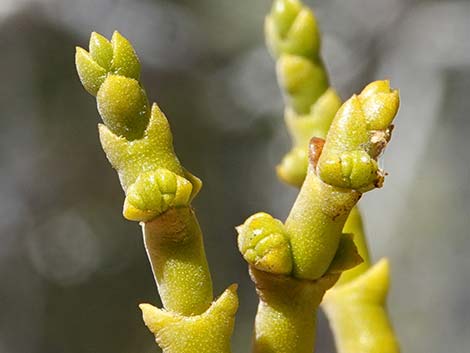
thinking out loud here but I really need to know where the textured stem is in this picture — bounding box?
[142,207,213,316]
[244,77,399,353]
[285,170,361,280]
[140,207,238,353]
[261,2,401,352]
[76,32,239,353]
[140,285,238,353]
[250,268,338,353]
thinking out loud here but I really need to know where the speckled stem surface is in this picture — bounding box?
[142,207,213,316]
[251,267,338,353]
[285,170,361,280]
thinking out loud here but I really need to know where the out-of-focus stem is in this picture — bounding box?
[323,259,400,353]
[337,206,370,285]
[266,0,339,187]
[324,206,401,353]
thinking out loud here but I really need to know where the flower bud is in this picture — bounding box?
[124,169,193,222]
[277,55,328,114]
[359,80,400,131]
[75,47,107,95]
[110,31,140,80]
[97,75,149,140]
[89,32,113,70]
[76,31,141,96]
[237,213,292,275]
[316,80,400,191]
[266,0,320,59]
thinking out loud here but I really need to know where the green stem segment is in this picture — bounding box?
[337,206,370,285]
[142,207,213,316]
[323,259,400,353]
[76,31,238,353]
[239,78,399,353]
[140,285,238,353]
[266,0,340,187]
[251,268,338,353]
[257,1,402,353]
[324,209,401,353]
[285,170,361,280]
[140,206,238,353]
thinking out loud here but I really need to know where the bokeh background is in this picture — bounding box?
[1,0,469,352]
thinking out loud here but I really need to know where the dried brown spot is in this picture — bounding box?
[309,137,325,168]
[374,170,386,188]
[370,125,395,158]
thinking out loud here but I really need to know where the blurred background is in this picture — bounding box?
[1,0,469,352]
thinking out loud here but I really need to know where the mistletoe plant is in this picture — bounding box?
[75,1,401,352]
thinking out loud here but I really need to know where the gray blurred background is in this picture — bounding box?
[1,0,469,352]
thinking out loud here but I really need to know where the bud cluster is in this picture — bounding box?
[316,81,400,192]
[76,32,148,140]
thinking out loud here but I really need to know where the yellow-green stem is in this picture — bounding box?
[337,206,370,285]
[76,30,239,353]
[250,267,338,353]
[140,284,238,353]
[285,170,361,280]
[142,207,213,316]
[323,259,400,353]
[262,2,400,353]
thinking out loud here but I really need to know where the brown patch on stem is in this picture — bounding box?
[370,124,394,159]
[143,207,192,242]
[249,265,340,307]
[308,137,325,169]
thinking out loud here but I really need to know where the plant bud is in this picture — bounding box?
[97,75,149,140]
[237,213,292,275]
